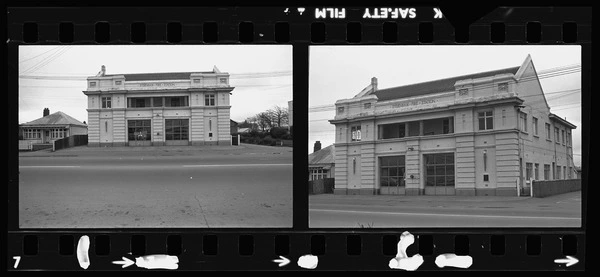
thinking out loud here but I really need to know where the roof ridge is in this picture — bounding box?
[374,66,521,94]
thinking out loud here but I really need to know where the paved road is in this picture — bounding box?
[19,145,293,228]
[309,191,582,228]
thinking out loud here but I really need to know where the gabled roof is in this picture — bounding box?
[308,145,335,165]
[104,72,213,81]
[370,66,521,101]
[21,111,87,127]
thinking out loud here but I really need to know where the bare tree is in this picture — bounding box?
[267,105,289,128]
[256,112,272,131]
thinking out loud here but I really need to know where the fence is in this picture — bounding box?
[531,179,581,198]
[53,135,88,151]
[309,178,335,195]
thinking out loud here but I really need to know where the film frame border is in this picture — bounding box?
[6,5,590,271]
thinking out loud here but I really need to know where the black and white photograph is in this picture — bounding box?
[308,46,582,228]
[18,45,293,228]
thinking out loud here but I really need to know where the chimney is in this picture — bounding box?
[371,77,378,91]
[314,141,322,153]
[43,108,49,117]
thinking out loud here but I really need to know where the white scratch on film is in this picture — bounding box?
[76,235,90,269]
[435,253,473,269]
[297,254,318,269]
[388,231,424,271]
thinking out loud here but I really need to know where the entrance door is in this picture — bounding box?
[424,153,455,195]
[44,130,50,144]
[347,156,361,194]
[379,155,406,195]
[127,120,151,146]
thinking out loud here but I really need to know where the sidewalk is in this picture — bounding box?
[18,143,292,157]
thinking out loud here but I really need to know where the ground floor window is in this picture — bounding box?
[128,120,151,141]
[23,129,42,139]
[165,119,189,140]
[424,153,455,187]
[534,163,540,180]
[309,168,328,181]
[526,162,533,180]
[544,164,551,180]
[380,156,405,188]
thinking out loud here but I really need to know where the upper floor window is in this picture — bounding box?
[102,97,112,108]
[115,80,122,85]
[561,130,566,145]
[220,78,227,84]
[532,117,538,136]
[546,123,551,140]
[478,111,493,130]
[498,82,509,92]
[337,107,345,114]
[351,126,361,142]
[364,103,371,109]
[555,127,560,143]
[567,131,571,146]
[519,112,528,132]
[193,78,200,83]
[458,88,468,96]
[205,94,216,106]
[89,81,97,87]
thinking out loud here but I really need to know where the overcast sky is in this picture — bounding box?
[309,45,582,166]
[18,45,292,124]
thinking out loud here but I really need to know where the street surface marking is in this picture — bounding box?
[19,165,81,168]
[183,164,293,167]
[310,208,580,220]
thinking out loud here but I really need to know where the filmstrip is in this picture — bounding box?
[7,6,589,271]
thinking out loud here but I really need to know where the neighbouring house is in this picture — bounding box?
[230,119,239,134]
[574,166,582,179]
[308,141,335,181]
[19,108,88,150]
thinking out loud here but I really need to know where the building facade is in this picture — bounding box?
[330,55,577,196]
[19,109,88,145]
[83,66,234,146]
[308,142,336,181]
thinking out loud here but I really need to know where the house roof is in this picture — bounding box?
[308,145,335,165]
[21,111,87,127]
[104,72,214,81]
[370,66,521,101]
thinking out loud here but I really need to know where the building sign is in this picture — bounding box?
[391,97,437,108]
[140,82,176,88]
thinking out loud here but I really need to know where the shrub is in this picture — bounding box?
[269,127,288,139]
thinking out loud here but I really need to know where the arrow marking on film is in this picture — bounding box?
[554,256,578,267]
[272,256,290,267]
[112,257,135,268]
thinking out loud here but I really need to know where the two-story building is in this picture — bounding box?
[83,65,234,146]
[330,55,577,196]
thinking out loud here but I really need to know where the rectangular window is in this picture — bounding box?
[101,97,112,108]
[165,119,189,141]
[220,78,227,83]
[458,88,468,96]
[351,126,361,141]
[337,107,344,114]
[562,130,565,145]
[205,94,216,106]
[115,80,122,85]
[127,120,151,141]
[556,165,561,179]
[193,79,200,83]
[568,166,572,179]
[364,103,371,109]
[152,97,163,107]
[128,97,151,108]
[526,163,533,180]
[563,166,567,180]
[379,122,405,140]
[519,112,528,132]
[407,121,420,137]
[379,156,406,188]
[532,117,538,136]
[534,163,540,180]
[422,117,454,136]
[424,153,455,187]
[89,81,96,87]
[567,131,571,146]
[555,127,560,143]
[498,82,509,92]
[546,123,551,140]
[165,96,188,107]
[478,111,493,130]
[544,164,551,180]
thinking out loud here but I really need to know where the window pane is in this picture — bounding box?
[426,165,435,176]
[486,117,493,129]
[446,176,455,186]
[445,153,454,164]
[434,155,444,164]
[426,177,435,186]
[435,166,445,176]
[479,118,485,130]
[381,178,389,187]
[389,177,398,187]
[381,168,389,177]
[446,165,454,175]
[436,176,445,186]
